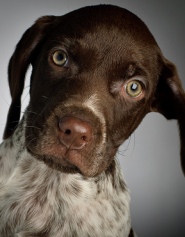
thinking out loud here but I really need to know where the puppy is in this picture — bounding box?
[0,4,184,237]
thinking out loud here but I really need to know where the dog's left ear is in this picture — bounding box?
[3,16,56,140]
[151,57,185,175]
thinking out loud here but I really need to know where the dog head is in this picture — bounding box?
[4,5,185,177]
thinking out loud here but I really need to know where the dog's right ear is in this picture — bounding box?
[3,16,56,140]
[151,57,185,175]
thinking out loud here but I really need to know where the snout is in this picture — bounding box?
[25,100,113,177]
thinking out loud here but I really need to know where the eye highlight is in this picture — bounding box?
[125,80,144,98]
[52,50,68,66]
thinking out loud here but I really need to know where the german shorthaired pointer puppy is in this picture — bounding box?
[0,4,184,237]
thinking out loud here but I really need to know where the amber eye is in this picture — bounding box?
[52,50,68,66]
[125,80,143,98]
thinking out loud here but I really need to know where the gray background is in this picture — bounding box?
[0,0,184,236]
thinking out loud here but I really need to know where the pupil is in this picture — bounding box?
[57,53,65,61]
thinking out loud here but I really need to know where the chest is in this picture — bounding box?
[0,150,131,237]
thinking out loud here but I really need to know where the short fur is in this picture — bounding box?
[0,5,184,237]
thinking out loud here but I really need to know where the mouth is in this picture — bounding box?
[27,145,81,174]
[26,140,101,177]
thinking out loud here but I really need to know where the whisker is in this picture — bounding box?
[25,126,41,130]
[9,120,20,124]
[117,136,132,157]
[26,137,37,147]
[130,133,135,158]
[0,94,10,106]
[24,85,30,89]
[25,110,39,115]
[42,96,49,99]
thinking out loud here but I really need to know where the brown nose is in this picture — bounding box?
[58,116,93,150]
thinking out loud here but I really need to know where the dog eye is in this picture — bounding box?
[125,80,143,98]
[52,50,68,66]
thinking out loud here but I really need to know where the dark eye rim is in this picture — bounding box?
[51,49,69,67]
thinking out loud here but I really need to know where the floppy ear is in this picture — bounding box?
[3,16,56,140]
[151,57,185,175]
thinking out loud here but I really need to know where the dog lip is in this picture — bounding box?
[55,155,77,169]
[26,142,87,173]
[59,138,87,150]
[27,145,80,171]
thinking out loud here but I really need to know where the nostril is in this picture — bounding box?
[81,135,87,141]
[64,129,71,135]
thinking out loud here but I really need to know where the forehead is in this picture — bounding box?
[48,5,158,60]
[52,5,157,46]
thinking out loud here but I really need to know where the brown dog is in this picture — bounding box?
[0,4,184,237]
